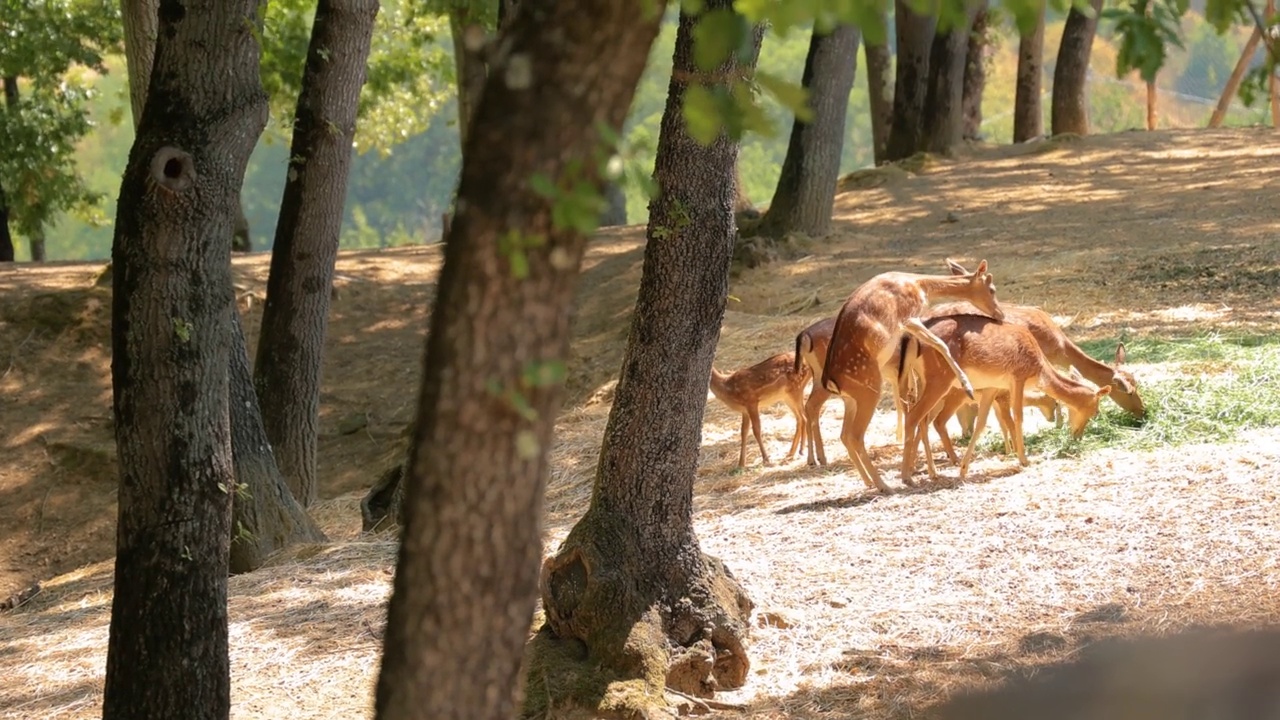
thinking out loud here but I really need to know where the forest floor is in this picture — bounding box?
[3,127,1280,719]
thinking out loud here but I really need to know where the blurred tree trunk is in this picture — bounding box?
[101,0,268,714]
[3,78,45,262]
[0,180,13,262]
[449,8,487,155]
[371,0,662,717]
[1051,0,1104,135]
[528,4,759,716]
[120,0,158,125]
[758,24,861,239]
[865,17,894,165]
[922,5,979,155]
[733,161,756,217]
[1013,5,1046,142]
[886,0,937,161]
[255,0,379,507]
[599,180,627,227]
[120,0,322,574]
[962,4,988,140]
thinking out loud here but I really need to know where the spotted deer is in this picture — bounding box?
[709,352,811,468]
[899,314,1113,483]
[919,385,1060,470]
[820,260,1004,492]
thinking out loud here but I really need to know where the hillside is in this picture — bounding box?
[3,127,1280,718]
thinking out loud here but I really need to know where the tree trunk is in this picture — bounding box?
[232,205,251,252]
[0,180,14,262]
[101,0,268,716]
[962,4,989,141]
[528,5,759,716]
[865,19,894,165]
[229,310,326,574]
[28,227,46,262]
[1051,0,1103,136]
[922,5,978,155]
[449,8,488,157]
[120,0,159,126]
[3,77,41,262]
[1208,26,1263,128]
[885,0,937,161]
[1013,5,1046,142]
[758,25,861,239]
[255,0,379,508]
[372,1,662,718]
[599,180,627,227]
[732,160,756,217]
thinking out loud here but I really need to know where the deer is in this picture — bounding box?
[934,262,1145,421]
[708,351,811,468]
[820,259,1004,493]
[920,385,1060,469]
[899,313,1113,483]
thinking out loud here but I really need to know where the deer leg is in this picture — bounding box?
[840,385,891,493]
[1012,379,1030,467]
[959,390,998,480]
[931,390,969,465]
[955,402,978,438]
[900,377,948,486]
[737,414,750,468]
[784,397,805,461]
[994,393,1016,456]
[748,406,771,466]
[902,318,975,399]
[804,384,831,466]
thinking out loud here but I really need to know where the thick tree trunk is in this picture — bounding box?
[1051,0,1103,136]
[885,0,937,161]
[102,0,268,716]
[120,0,158,125]
[255,0,378,507]
[372,1,662,718]
[922,5,978,155]
[229,310,326,574]
[0,180,13,262]
[865,20,894,165]
[449,8,488,156]
[1013,6,1046,142]
[732,161,756,217]
[529,5,759,716]
[962,4,988,140]
[758,25,861,239]
[599,180,627,227]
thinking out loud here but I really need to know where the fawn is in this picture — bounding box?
[820,259,1004,492]
[899,314,1113,483]
[709,351,811,468]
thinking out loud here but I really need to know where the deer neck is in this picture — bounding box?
[1059,340,1117,387]
[915,275,977,303]
[1039,366,1096,413]
[709,368,730,396]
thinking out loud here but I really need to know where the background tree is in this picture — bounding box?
[254,0,380,507]
[922,3,982,153]
[0,0,121,261]
[757,23,861,239]
[1052,0,1105,134]
[962,3,990,140]
[371,1,663,717]
[0,181,12,261]
[527,4,763,715]
[886,0,937,160]
[1014,3,1046,141]
[865,11,895,165]
[101,0,269,715]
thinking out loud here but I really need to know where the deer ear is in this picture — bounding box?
[974,259,989,275]
[1112,374,1135,394]
[1097,385,1113,397]
[946,258,969,276]
[1114,342,1128,366]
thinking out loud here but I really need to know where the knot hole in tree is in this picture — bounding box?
[149,147,196,194]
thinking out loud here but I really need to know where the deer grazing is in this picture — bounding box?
[919,385,1060,470]
[820,260,1004,493]
[709,351,811,468]
[899,314,1113,483]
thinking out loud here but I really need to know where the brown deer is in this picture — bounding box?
[795,317,912,467]
[709,351,811,468]
[820,260,1004,493]
[921,386,1060,469]
[899,314,1113,483]
[934,262,1144,420]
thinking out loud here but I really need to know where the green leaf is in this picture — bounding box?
[682,84,724,145]
[692,9,747,72]
[756,70,812,123]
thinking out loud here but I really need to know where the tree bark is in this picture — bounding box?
[371,1,662,718]
[120,0,159,126]
[449,7,488,157]
[885,0,937,161]
[1013,5,1046,142]
[1051,0,1103,136]
[0,179,14,263]
[732,160,756,217]
[865,18,894,165]
[758,24,861,239]
[962,4,988,141]
[1208,26,1263,128]
[529,4,759,715]
[922,5,978,155]
[255,0,379,507]
[28,227,46,262]
[101,0,268,716]
[229,310,326,574]
[599,180,627,227]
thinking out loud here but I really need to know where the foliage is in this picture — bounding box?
[0,0,122,250]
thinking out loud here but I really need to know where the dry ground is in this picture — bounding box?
[3,127,1280,719]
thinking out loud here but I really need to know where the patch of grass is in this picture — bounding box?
[1075,332,1280,365]
[1025,335,1280,457]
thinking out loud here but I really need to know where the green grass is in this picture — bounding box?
[968,333,1280,459]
